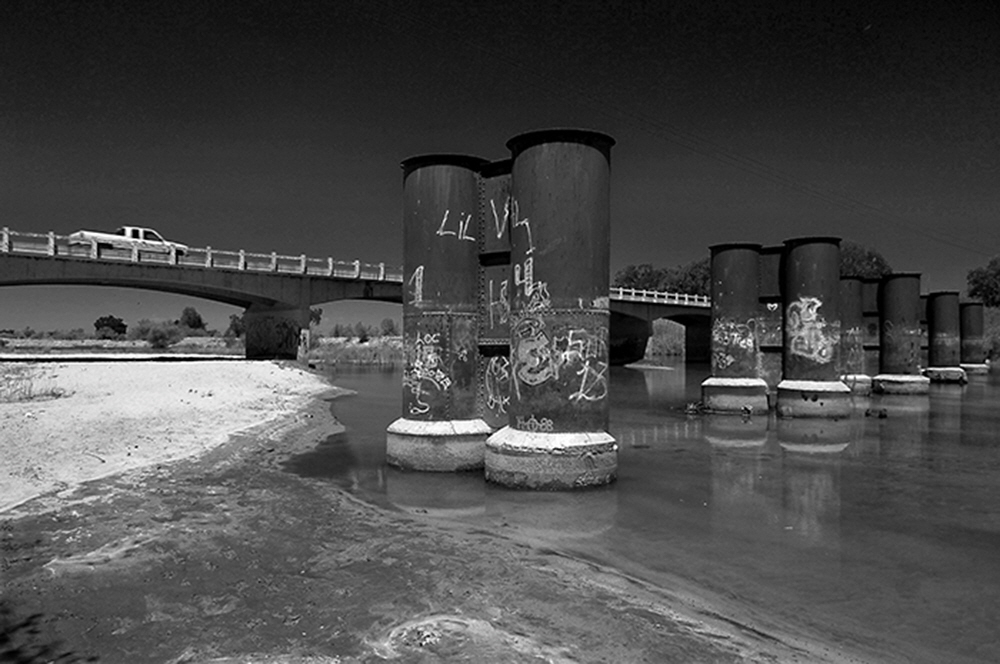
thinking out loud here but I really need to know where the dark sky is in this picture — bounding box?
[2,0,998,332]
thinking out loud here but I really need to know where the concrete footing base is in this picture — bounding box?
[700,377,770,414]
[840,374,872,396]
[960,363,989,375]
[484,426,617,490]
[386,417,492,472]
[872,374,930,395]
[776,380,852,418]
[922,366,968,383]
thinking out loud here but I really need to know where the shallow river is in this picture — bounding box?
[290,362,1000,664]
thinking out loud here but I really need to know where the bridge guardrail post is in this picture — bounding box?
[90,238,98,259]
[270,252,277,271]
[238,249,246,270]
[353,259,360,278]
[169,246,177,265]
[205,247,212,268]
[326,257,333,276]
[299,254,307,274]
[131,244,139,262]
[378,262,385,280]
[47,232,56,256]
[1,227,8,253]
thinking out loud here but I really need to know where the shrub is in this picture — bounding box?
[147,322,185,349]
[93,315,127,336]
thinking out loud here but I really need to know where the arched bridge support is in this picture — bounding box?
[244,303,310,361]
[609,311,651,366]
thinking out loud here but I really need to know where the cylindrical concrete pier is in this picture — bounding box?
[924,291,966,383]
[387,154,492,471]
[757,245,784,400]
[776,237,850,417]
[873,273,929,394]
[839,277,870,394]
[702,243,769,413]
[960,301,988,374]
[485,128,618,489]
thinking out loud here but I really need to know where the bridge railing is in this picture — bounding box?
[609,286,711,308]
[0,228,404,283]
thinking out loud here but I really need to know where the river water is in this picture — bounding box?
[296,362,1000,664]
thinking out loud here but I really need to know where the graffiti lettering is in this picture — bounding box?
[490,196,510,240]
[408,265,424,306]
[517,415,554,432]
[403,332,451,415]
[483,356,511,415]
[511,321,609,402]
[786,297,836,364]
[511,198,534,254]
[488,278,510,329]
[513,257,551,313]
[436,209,475,242]
[712,319,758,371]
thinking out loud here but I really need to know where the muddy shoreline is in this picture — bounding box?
[2,371,870,663]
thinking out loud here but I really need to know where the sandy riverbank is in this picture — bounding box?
[0,360,332,513]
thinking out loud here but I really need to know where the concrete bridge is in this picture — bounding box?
[0,228,709,361]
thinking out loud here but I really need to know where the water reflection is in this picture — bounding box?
[288,362,1000,663]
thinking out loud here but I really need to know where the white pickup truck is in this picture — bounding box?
[68,226,189,255]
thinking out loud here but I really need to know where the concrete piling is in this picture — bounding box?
[959,301,988,374]
[701,243,769,413]
[923,291,966,383]
[387,154,492,471]
[776,237,851,417]
[872,273,930,394]
[485,129,618,489]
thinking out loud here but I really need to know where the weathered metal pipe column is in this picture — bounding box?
[485,129,617,489]
[776,237,851,418]
[860,277,881,377]
[959,301,989,374]
[386,155,492,471]
[701,243,769,413]
[839,277,870,394]
[872,273,929,394]
[923,291,967,383]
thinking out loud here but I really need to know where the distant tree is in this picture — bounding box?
[93,314,127,337]
[179,307,206,330]
[354,321,370,343]
[224,313,245,338]
[147,322,185,349]
[612,263,662,290]
[967,256,1000,307]
[309,307,323,327]
[840,240,892,279]
[380,317,399,336]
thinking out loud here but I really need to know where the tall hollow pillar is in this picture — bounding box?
[757,245,784,401]
[873,273,929,394]
[485,129,617,489]
[386,154,492,471]
[701,243,769,413]
[839,277,870,394]
[776,237,851,418]
[959,301,988,374]
[923,291,966,383]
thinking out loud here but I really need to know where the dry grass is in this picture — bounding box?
[0,364,66,402]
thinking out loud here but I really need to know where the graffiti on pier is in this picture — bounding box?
[436,209,475,242]
[514,257,551,313]
[403,332,451,416]
[408,265,424,306]
[786,297,837,364]
[517,415,554,432]
[511,318,608,403]
[487,277,510,328]
[712,318,758,371]
[511,198,535,254]
[489,196,510,240]
[483,356,511,415]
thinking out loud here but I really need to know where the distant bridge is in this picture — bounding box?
[0,228,710,360]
